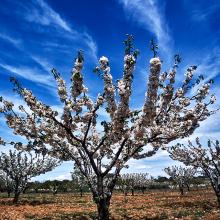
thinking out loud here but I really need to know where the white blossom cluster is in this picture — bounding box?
[176,88,184,97]
[58,78,67,101]
[184,66,195,84]
[71,54,87,99]
[0,99,14,112]
[53,69,68,102]
[113,54,136,136]
[0,137,5,145]
[22,88,57,117]
[168,69,176,83]
[141,58,161,128]
[99,56,117,119]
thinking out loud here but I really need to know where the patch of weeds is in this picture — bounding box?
[0,200,13,205]
[39,218,52,220]
[0,193,11,198]
[173,210,191,218]
[25,212,86,220]
[123,197,128,204]
[193,210,205,220]
[74,199,87,204]
[20,199,55,206]
[130,205,145,210]
[57,211,94,220]
[24,213,37,219]
[87,211,97,220]
[25,214,53,220]
[115,207,125,212]
[199,201,213,211]
[144,213,168,220]
[159,212,169,220]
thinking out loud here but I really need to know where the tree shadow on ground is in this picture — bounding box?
[25,211,97,220]
[0,198,55,206]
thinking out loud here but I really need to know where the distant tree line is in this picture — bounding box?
[0,169,210,200]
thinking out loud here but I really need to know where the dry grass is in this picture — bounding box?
[0,189,219,219]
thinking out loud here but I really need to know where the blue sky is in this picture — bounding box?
[0,0,220,181]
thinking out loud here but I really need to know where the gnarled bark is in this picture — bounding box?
[96,197,111,220]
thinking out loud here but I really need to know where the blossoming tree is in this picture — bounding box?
[117,173,149,196]
[0,170,13,197]
[0,146,58,203]
[169,138,220,205]
[71,165,88,197]
[0,35,217,219]
[164,165,196,195]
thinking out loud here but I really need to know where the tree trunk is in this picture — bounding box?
[179,185,184,195]
[97,198,110,220]
[13,191,20,204]
[131,188,134,196]
[94,176,112,220]
[217,195,220,207]
[80,188,83,197]
[186,184,190,191]
[23,187,27,194]
[13,183,21,204]
[7,191,11,198]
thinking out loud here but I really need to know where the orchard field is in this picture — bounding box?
[0,189,219,220]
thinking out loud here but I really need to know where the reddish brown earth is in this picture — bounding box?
[0,189,219,219]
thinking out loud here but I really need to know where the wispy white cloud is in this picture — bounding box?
[0,63,54,87]
[24,0,72,33]
[196,58,220,81]
[0,0,99,71]
[83,32,98,62]
[51,173,72,181]
[31,161,73,181]
[190,47,220,95]
[0,33,22,47]
[0,1,99,94]
[21,0,98,62]
[0,47,58,90]
[124,149,181,177]
[119,0,172,56]
[30,55,53,72]
[126,159,152,171]
[191,3,220,22]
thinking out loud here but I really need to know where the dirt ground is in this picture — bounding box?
[0,189,220,220]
